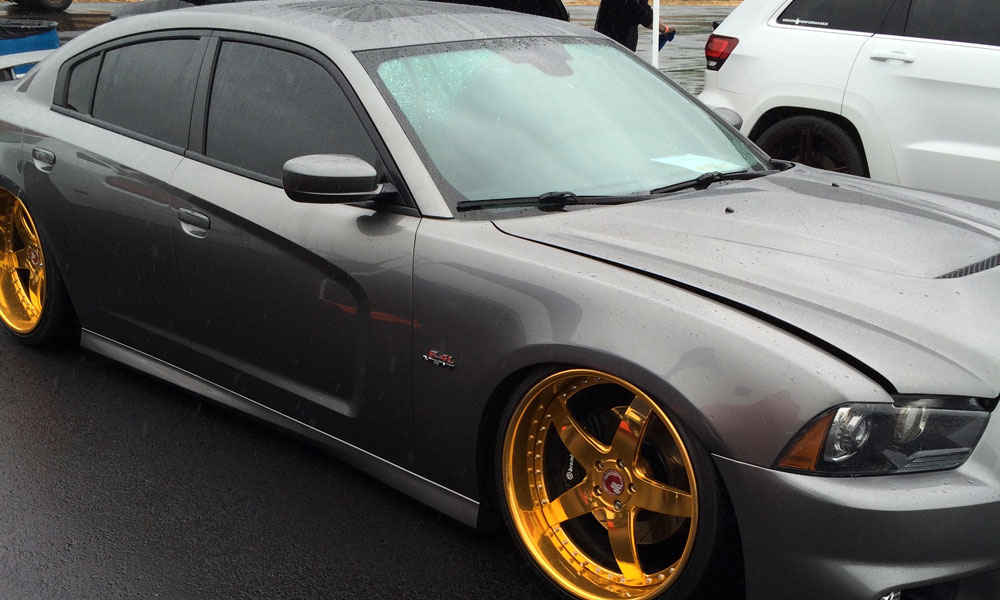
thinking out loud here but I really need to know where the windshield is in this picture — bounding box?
[359,37,766,214]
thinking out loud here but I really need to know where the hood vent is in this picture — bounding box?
[937,253,1000,279]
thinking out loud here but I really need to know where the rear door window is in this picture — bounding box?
[203,41,382,183]
[91,38,203,148]
[904,0,1000,46]
[777,0,895,33]
[64,54,100,114]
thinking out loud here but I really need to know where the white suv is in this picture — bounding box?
[698,0,1000,202]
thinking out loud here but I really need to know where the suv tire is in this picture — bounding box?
[754,115,866,176]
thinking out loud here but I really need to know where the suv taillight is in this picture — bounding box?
[705,35,739,71]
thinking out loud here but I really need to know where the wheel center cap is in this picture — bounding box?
[27,249,40,267]
[601,469,625,497]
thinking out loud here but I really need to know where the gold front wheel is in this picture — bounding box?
[502,369,700,600]
[0,194,47,334]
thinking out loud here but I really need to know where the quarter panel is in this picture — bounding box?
[17,102,183,351]
[713,21,867,100]
[840,90,899,183]
[0,80,25,194]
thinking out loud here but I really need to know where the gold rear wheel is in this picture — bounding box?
[502,369,699,600]
[0,194,47,334]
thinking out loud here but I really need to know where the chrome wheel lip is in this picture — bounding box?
[502,369,699,600]
[0,195,46,334]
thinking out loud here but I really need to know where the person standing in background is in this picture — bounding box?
[594,0,676,52]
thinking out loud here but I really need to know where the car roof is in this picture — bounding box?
[127,0,596,52]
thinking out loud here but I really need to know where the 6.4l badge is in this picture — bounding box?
[423,350,456,369]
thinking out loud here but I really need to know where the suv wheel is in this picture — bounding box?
[754,115,866,176]
[13,0,73,11]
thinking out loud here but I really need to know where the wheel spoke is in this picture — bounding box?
[606,509,644,582]
[799,129,813,163]
[631,474,694,518]
[547,395,605,466]
[28,269,45,312]
[12,249,28,270]
[13,203,39,248]
[610,395,653,462]
[542,480,597,525]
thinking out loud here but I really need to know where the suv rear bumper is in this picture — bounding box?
[697,76,756,135]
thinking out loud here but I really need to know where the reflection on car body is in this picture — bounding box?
[0,2,998,600]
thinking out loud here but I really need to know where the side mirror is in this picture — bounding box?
[713,107,743,131]
[282,154,390,203]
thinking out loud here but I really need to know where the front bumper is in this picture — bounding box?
[715,413,1000,600]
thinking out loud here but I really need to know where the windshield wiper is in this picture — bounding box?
[650,168,779,195]
[454,171,778,212]
[456,191,649,213]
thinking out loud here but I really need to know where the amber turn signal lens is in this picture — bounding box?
[777,412,835,471]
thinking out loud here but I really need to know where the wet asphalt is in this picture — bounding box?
[0,3,740,599]
[0,334,557,599]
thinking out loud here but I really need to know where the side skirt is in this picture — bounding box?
[81,329,481,527]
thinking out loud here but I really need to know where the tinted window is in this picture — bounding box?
[905,0,1000,46]
[205,42,381,181]
[777,0,894,32]
[65,54,100,114]
[92,39,203,147]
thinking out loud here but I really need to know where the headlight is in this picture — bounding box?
[776,397,990,475]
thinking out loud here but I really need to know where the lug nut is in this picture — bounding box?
[595,460,604,470]
[616,459,625,469]
[594,486,602,496]
[613,500,623,511]
[628,483,636,494]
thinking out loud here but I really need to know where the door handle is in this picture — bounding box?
[870,50,916,63]
[178,208,210,238]
[31,147,56,172]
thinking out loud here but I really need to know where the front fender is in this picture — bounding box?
[409,218,891,501]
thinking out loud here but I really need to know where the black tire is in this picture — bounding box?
[12,0,73,11]
[496,368,741,600]
[36,0,73,11]
[754,114,867,176]
[0,192,78,348]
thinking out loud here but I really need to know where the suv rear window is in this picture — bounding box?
[905,0,1000,47]
[777,0,894,33]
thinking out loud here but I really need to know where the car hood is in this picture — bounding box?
[494,167,1000,397]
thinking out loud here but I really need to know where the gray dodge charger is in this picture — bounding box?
[0,2,997,599]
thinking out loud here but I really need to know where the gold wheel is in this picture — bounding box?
[0,194,47,334]
[502,369,699,600]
